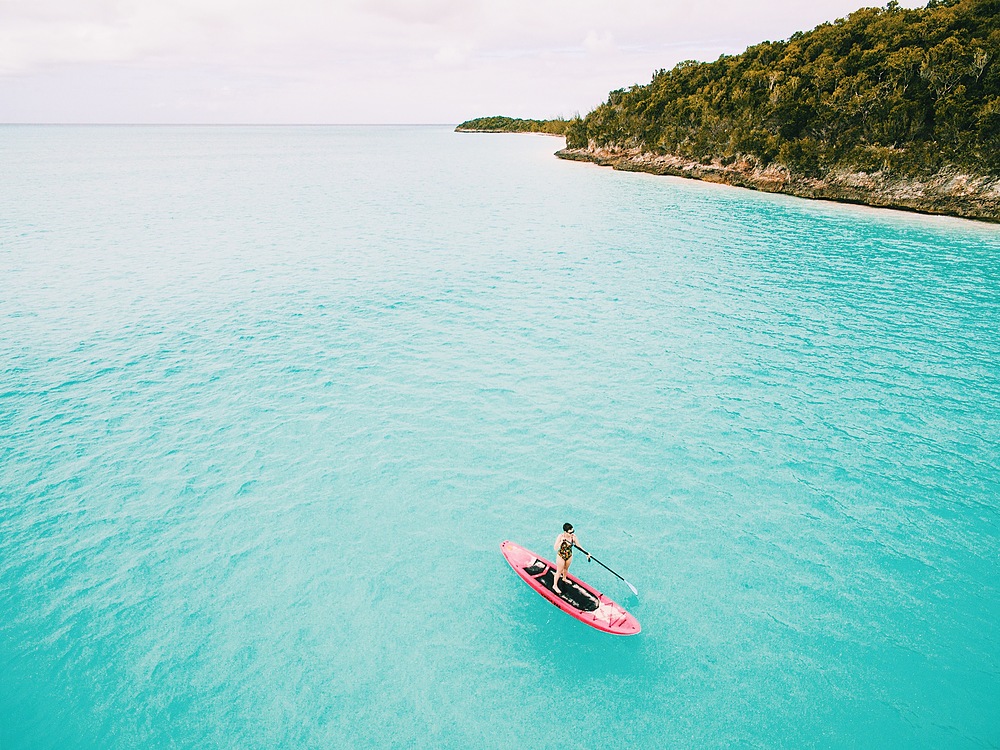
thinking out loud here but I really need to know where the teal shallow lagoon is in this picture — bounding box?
[1,126,998,748]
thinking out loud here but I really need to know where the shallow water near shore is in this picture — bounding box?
[1,125,998,748]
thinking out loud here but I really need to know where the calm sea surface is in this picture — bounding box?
[1,126,998,748]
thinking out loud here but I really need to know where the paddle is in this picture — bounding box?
[573,544,638,596]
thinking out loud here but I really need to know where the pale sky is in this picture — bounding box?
[0,0,925,123]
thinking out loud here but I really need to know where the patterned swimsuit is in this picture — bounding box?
[558,536,574,561]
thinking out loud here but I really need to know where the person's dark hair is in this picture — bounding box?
[563,522,573,532]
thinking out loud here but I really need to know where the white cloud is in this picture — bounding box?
[360,0,469,25]
[584,31,616,56]
[434,44,472,67]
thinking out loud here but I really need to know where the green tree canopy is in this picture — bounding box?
[456,116,570,135]
[567,0,1000,177]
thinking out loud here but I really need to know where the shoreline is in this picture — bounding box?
[555,147,1000,225]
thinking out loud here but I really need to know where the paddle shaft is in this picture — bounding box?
[573,544,638,595]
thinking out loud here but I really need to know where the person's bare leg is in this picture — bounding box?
[554,558,566,593]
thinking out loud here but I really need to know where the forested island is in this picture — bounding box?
[465,0,1000,222]
[456,116,570,135]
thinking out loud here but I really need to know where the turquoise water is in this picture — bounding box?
[1,125,998,748]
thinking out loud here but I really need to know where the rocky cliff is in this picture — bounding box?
[556,147,1000,223]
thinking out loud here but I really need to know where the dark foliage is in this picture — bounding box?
[456,116,570,135]
[568,0,1000,176]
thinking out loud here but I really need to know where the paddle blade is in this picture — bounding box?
[625,580,638,596]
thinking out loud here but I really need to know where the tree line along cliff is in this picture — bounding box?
[564,0,998,179]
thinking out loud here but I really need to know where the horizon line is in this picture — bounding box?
[0,122,467,127]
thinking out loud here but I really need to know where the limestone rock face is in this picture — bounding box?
[555,148,1000,224]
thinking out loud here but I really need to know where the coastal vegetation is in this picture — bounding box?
[456,116,570,135]
[565,0,999,179]
[566,0,1000,177]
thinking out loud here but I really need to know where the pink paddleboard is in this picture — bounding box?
[501,540,641,636]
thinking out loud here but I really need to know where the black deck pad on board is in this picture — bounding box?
[523,560,600,612]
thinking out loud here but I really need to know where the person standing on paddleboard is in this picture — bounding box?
[553,523,590,594]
